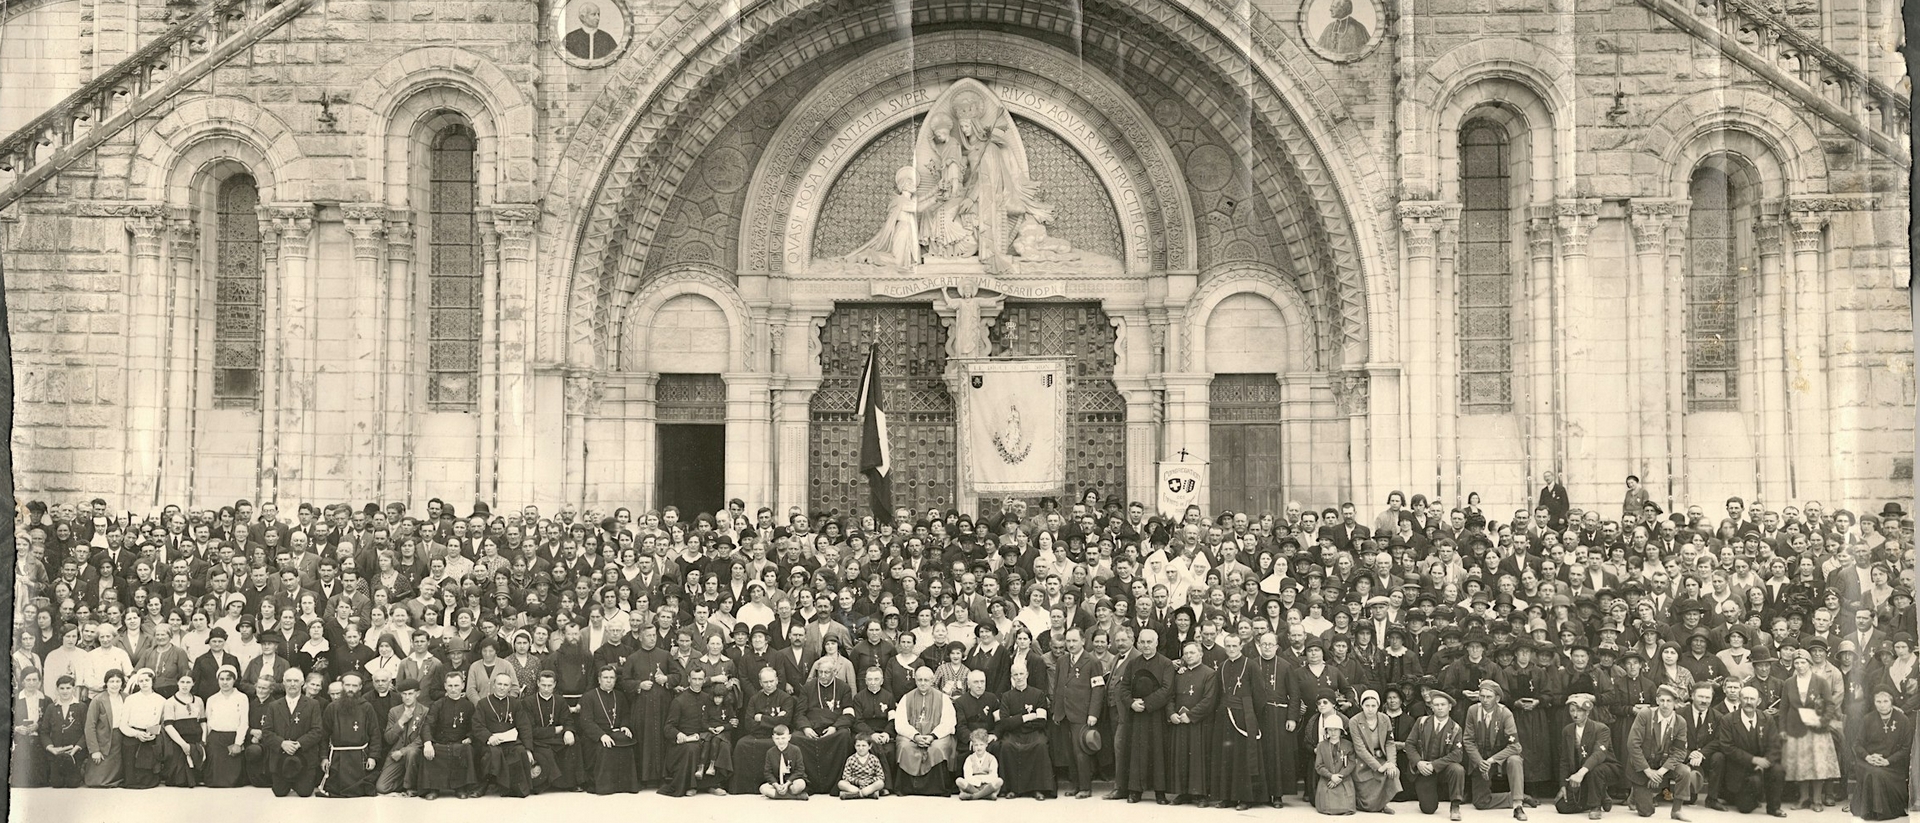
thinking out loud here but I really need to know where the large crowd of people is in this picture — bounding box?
[7,476,1917,819]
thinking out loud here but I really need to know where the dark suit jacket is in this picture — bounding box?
[1715,711,1781,768]
[262,695,326,768]
[1681,705,1719,758]
[1560,719,1614,775]
[1627,709,1687,772]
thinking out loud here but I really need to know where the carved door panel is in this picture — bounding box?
[809,304,955,519]
[988,302,1126,509]
[1210,374,1285,517]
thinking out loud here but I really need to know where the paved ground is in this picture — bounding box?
[10,786,1899,823]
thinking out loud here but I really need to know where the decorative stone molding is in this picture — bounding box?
[1786,195,1879,213]
[167,209,198,260]
[343,203,387,261]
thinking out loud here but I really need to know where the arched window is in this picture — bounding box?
[428,125,481,409]
[1457,120,1513,414]
[213,174,263,408]
[1685,165,1750,411]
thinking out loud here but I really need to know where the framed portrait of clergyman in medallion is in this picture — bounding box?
[555,0,630,69]
[1300,0,1384,63]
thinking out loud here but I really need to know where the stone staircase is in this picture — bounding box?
[0,0,314,210]
[1637,0,1910,167]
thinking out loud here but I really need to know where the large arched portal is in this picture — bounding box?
[556,0,1392,513]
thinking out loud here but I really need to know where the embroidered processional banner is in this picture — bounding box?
[955,359,1068,496]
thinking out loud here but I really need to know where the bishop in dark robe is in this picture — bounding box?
[1211,635,1266,809]
[1113,628,1175,802]
[472,671,533,797]
[1166,643,1218,804]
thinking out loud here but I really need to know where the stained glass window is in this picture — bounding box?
[1457,122,1513,414]
[429,126,481,409]
[1686,167,1743,411]
[213,174,262,408]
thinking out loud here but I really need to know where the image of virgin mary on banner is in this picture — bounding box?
[957,359,1068,496]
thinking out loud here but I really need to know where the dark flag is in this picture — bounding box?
[857,345,892,520]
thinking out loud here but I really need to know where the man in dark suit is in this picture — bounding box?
[564,1,618,60]
[769,623,815,693]
[1712,685,1786,816]
[1538,471,1571,531]
[1626,685,1692,820]
[1051,626,1108,798]
[1556,693,1619,819]
[262,667,326,797]
[1679,683,1720,809]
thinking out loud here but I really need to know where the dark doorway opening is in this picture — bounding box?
[657,424,726,516]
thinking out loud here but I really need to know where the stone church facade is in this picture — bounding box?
[0,0,1910,518]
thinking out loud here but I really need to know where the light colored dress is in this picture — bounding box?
[1349,712,1402,811]
[1315,737,1358,814]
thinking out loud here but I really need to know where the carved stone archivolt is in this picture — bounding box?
[557,6,1388,370]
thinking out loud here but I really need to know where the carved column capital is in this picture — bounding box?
[1755,215,1785,258]
[1555,199,1599,256]
[385,212,414,264]
[564,372,605,417]
[1527,214,1557,260]
[126,204,168,258]
[1332,369,1371,417]
[259,203,315,260]
[166,210,198,261]
[1789,214,1826,253]
[491,203,537,262]
[343,202,386,261]
[1629,200,1673,256]
[1397,201,1444,260]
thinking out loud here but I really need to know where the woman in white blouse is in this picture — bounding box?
[118,668,168,789]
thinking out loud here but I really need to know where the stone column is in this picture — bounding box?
[162,211,198,505]
[254,209,285,501]
[382,214,415,505]
[563,371,604,509]
[1397,202,1441,495]
[1432,205,1462,502]
[1525,210,1558,480]
[1556,199,1598,495]
[343,204,386,505]
[1334,369,1373,503]
[1629,201,1672,483]
[492,205,537,507]
[1786,207,1832,502]
[1661,206,1690,505]
[624,374,660,510]
[477,212,501,506]
[1753,215,1792,504]
[1114,378,1157,510]
[773,311,828,514]
[1363,366,1402,506]
[125,205,169,509]
[724,373,775,507]
[262,203,315,502]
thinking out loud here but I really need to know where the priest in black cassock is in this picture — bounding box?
[522,670,582,793]
[795,657,856,785]
[954,670,1001,743]
[1252,631,1304,806]
[417,671,476,799]
[662,667,714,796]
[731,666,797,794]
[1167,641,1218,805]
[994,664,1054,799]
[473,671,533,797]
[580,665,637,794]
[619,623,671,784]
[1212,633,1266,809]
[1112,627,1175,803]
[849,666,896,779]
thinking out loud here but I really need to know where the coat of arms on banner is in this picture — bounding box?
[956,360,1068,496]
